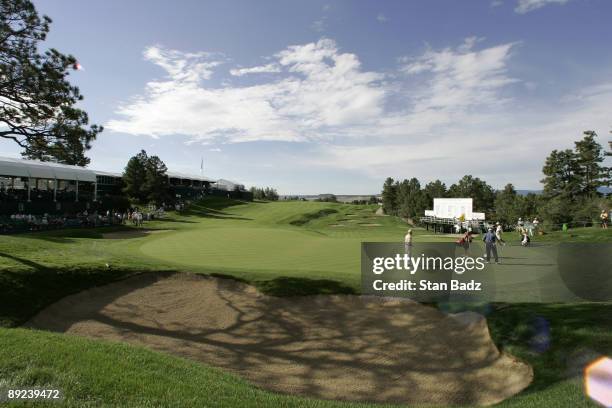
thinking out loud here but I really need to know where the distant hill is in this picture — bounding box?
[517,187,610,195]
[516,190,542,196]
[282,194,381,203]
[285,186,610,201]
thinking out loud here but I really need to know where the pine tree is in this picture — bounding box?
[448,175,495,214]
[575,131,609,196]
[494,184,518,225]
[381,177,397,215]
[0,0,102,165]
[144,155,169,205]
[396,178,424,219]
[541,149,582,199]
[123,150,148,203]
[423,180,447,207]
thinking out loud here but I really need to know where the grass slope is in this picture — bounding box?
[1,197,611,407]
[0,328,386,408]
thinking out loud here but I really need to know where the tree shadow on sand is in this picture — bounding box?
[27,272,534,406]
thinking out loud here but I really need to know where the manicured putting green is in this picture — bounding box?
[139,199,406,280]
[140,227,361,277]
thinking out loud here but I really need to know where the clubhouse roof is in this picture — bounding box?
[0,156,217,184]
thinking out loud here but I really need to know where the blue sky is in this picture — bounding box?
[1,0,611,194]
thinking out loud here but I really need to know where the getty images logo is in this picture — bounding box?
[371,253,486,275]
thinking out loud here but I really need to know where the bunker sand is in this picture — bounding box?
[28,273,532,406]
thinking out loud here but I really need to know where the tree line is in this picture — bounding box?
[250,187,279,201]
[381,132,611,229]
[351,196,379,205]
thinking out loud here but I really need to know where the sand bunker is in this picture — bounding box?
[27,273,532,406]
[358,223,382,227]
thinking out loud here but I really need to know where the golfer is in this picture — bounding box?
[404,229,413,259]
[456,229,472,254]
[482,226,499,264]
[495,222,506,246]
[600,210,609,229]
[521,230,531,246]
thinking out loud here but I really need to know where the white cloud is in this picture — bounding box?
[143,46,222,82]
[300,82,612,188]
[108,38,516,143]
[376,13,388,23]
[229,63,281,76]
[400,37,518,122]
[108,39,387,142]
[106,37,611,190]
[515,0,570,13]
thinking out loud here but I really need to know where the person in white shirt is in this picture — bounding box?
[404,229,413,260]
[521,231,531,246]
[495,222,506,246]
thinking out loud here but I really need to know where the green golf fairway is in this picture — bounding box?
[137,199,595,302]
[137,199,412,283]
[141,227,361,277]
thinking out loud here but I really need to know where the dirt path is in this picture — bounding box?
[27,273,532,406]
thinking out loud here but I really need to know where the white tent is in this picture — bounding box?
[0,156,96,182]
[0,156,98,202]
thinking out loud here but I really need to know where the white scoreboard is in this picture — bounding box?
[425,198,485,220]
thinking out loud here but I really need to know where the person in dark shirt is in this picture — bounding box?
[482,226,499,264]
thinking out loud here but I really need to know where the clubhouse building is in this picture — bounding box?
[0,156,246,215]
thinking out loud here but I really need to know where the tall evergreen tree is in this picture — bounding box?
[396,178,425,219]
[539,149,582,226]
[423,180,447,206]
[448,175,495,214]
[381,177,397,215]
[494,184,518,225]
[541,149,582,198]
[395,179,411,218]
[575,131,609,195]
[123,150,148,203]
[539,133,612,227]
[0,0,102,165]
[143,155,169,205]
